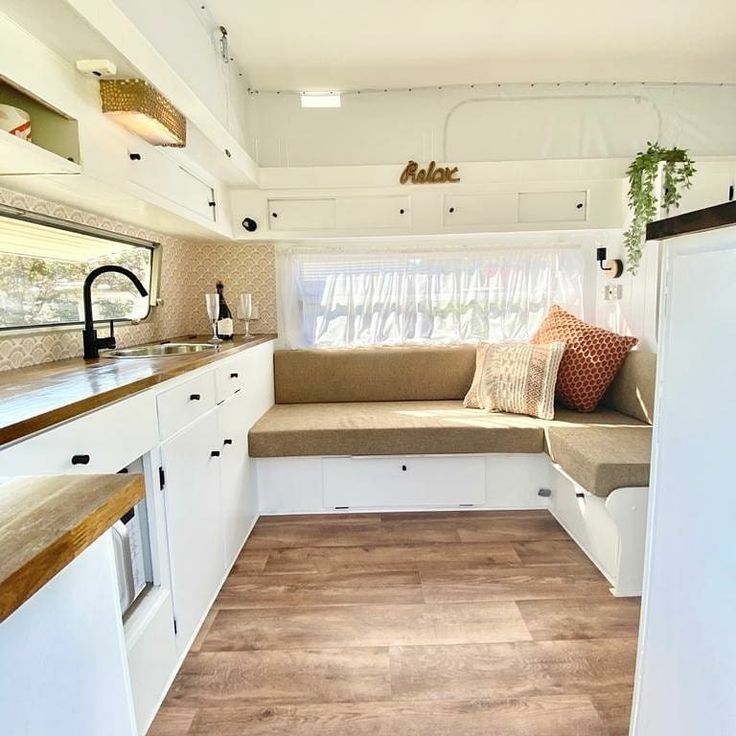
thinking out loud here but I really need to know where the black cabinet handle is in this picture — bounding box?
[230,372,239,378]
[575,492,585,499]
[189,393,201,401]
[224,439,233,446]
[211,450,221,457]
[71,454,90,465]
[401,464,407,471]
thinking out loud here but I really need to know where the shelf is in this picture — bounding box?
[0,129,80,175]
[0,78,80,175]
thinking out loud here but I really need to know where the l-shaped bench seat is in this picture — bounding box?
[249,345,656,499]
[249,344,656,597]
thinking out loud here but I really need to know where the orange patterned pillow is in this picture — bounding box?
[531,306,638,412]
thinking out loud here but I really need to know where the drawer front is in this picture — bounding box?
[0,391,157,475]
[323,455,486,509]
[215,355,247,404]
[156,371,216,440]
[549,466,618,579]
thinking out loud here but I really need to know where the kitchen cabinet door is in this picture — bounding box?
[161,410,223,649]
[217,392,254,568]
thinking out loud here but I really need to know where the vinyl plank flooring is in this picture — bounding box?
[146,706,196,736]
[150,510,639,736]
[185,695,609,736]
[229,549,270,575]
[216,570,425,608]
[389,639,638,701]
[517,597,641,641]
[512,539,598,566]
[454,514,570,543]
[166,648,390,706]
[420,564,611,603]
[246,520,461,549]
[263,542,522,575]
[590,690,635,736]
[201,601,531,651]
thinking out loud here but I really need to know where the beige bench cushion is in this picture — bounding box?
[274,346,477,403]
[249,400,545,457]
[544,414,652,497]
[602,350,657,424]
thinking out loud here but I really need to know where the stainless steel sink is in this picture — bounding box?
[107,343,218,358]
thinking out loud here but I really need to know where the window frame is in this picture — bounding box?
[0,205,161,335]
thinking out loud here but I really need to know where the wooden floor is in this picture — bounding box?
[150,510,640,736]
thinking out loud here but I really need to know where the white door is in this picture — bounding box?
[161,410,223,648]
[218,392,254,568]
[632,227,736,735]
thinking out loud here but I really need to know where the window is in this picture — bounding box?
[279,245,584,347]
[0,209,158,331]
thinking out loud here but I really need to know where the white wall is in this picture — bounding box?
[250,83,736,167]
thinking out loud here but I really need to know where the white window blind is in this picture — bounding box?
[279,246,584,347]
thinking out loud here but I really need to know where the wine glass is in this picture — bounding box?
[205,293,222,343]
[238,293,254,337]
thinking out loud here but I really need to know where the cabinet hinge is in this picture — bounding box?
[159,466,166,490]
[173,618,178,635]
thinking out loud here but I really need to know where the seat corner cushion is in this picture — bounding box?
[545,421,652,497]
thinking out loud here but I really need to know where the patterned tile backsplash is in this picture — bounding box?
[0,187,277,371]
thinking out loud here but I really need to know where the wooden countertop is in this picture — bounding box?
[0,334,276,447]
[0,473,145,623]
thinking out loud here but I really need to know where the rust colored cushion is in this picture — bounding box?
[531,305,638,412]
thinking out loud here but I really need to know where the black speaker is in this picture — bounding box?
[241,217,258,232]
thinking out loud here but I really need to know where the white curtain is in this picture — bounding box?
[279,245,583,348]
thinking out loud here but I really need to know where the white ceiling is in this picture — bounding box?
[205,0,736,90]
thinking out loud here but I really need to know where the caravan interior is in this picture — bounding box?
[0,2,734,735]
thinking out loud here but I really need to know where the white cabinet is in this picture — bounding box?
[336,195,410,229]
[128,145,217,223]
[0,533,136,736]
[268,198,336,230]
[217,392,254,568]
[160,409,223,649]
[0,391,157,475]
[442,192,517,227]
[323,455,486,509]
[518,190,587,222]
[668,162,735,215]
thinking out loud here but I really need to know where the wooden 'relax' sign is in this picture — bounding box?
[400,160,460,185]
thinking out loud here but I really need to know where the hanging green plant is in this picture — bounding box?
[623,142,696,274]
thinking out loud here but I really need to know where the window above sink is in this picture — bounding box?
[0,206,161,334]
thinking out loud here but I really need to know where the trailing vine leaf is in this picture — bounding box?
[623,142,695,274]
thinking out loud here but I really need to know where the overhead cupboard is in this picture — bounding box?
[0,339,275,736]
[264,189,589,234]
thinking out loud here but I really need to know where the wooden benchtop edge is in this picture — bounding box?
[0,473,145,623]
[0,333,276,447]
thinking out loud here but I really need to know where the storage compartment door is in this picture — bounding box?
[336,196,410,229]
[442,193,517,227]
[323,455,485,508]
[267,198,336,230]
[518,191,587,223]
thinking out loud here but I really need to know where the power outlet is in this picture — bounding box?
[603,284,623,301]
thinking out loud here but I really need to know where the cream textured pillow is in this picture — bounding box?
[479,341,566,420]
[463,342,491,408]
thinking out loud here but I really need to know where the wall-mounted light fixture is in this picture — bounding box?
[596,247,624,278]
[100,79,186,147]
[300,93,341,108]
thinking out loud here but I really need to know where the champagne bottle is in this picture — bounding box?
[215,281,234,340]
